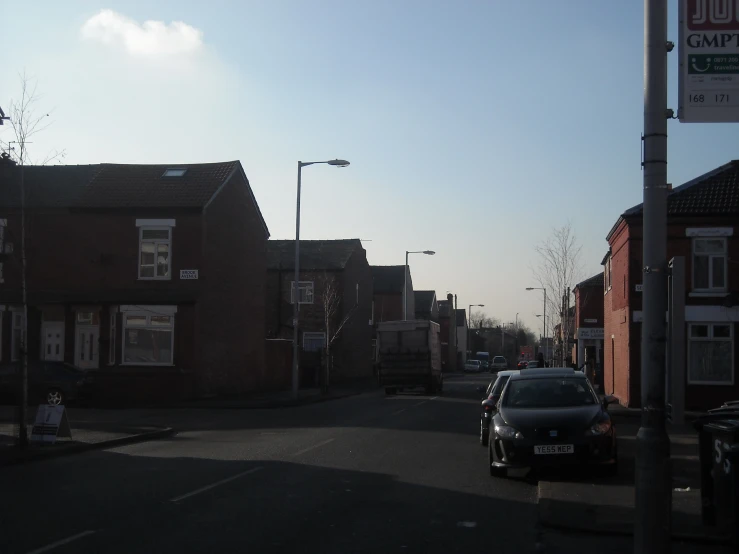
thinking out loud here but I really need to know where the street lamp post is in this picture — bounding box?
[467,304,484,362]
[293,159,350,400]
[526,287,547,362]
[515,313,519,361]
[403,250,435,320]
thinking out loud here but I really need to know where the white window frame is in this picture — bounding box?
[687,322,734,386]
[120,307,176,366]
[138,226,172,280]
[604,258,612,294]
[302,331,326,351]
[109,312,117,365]
[291,281,314,304]
[11,309,24,362]
[692,237,728,292]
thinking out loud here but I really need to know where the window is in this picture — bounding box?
[693,238,727,291]
[122,311,174,365]
[11,311,24,362]
[688,323,734,385]
[109,313,117,365]
[291,281,314,304]
[77,312,93,325]
[139,227,171,279]
[162,168,187,177]
[303,332,325,352]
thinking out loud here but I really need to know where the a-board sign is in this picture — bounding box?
[30,404,72,444]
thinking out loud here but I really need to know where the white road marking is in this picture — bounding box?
[24,531,96,554]
[457,521,477,528]
[169,467,264,502]
[391,408,407,415]
[293,438,335,457]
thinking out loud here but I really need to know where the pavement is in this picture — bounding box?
[0,372,731,553]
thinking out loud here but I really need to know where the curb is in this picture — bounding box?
[537,481,729,546]
[157,389,373,410]
[0,427,176,467]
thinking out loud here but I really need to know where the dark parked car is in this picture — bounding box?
[516,360,528,370]
[0,361,90,405]
[487,368,618,477]
[479,370,519,446]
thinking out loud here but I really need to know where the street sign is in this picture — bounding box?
[679,0,739,122]
[180,269,198,280]
[30,404,72,444]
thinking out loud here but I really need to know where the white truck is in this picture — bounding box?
[376,320,443,395]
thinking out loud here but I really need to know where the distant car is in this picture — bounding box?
[517,360,528,370]
[487,368,619,477]
[524,360,539,369]
[491,356,508,371]
[0,361,90,405]
[479,370,519,446]
[480,361,489,371]
[464,360,482,373]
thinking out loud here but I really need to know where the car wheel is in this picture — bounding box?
[489,441,506,477]
[46,388,65,406]
[480,420,489,447]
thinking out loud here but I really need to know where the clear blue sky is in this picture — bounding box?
[2,1,739,335]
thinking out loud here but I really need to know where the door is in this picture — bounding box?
[42,322,65,362]
[75,325,99,369]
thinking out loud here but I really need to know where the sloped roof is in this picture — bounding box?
[575,272,604,290]
[414,290,436,315]
[0,161,252,209]
[624,160,739,217]
[609,160,739,240]
[267,239,362,270]
[371,265,407,294]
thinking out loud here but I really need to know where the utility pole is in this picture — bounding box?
[635,0,671,552]
[453,294,458,371]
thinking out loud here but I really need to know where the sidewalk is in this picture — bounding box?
[0,406,175,466]
[536,415,728,544]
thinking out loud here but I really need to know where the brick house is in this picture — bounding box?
[414,290,439,321]
[265,239,373,383]
[604,160,739,410]
[371,265,413,323]
[573,272,605,382]
[0,160,269,404]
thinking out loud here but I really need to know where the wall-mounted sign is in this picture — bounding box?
[180,269,199,280]
[584,318,598,324]
[685,227,733,237]
[577,328,604,340]
[636,284,643,292]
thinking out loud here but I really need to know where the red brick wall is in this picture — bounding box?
[199,170,268,395]
[373,293,402,323]
[575,284,604,328]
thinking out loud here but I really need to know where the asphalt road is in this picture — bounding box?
[0,374,548,554]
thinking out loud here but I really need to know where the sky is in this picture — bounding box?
[2,0,739,336]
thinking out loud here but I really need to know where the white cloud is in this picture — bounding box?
[81,9,203,57]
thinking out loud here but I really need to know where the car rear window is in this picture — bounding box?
[503,378,597,408]
[493,357,505,363]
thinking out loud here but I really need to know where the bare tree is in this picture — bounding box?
[532,222,584,343]
[319,274,359,393]
[469,312,500,329]
[1,73,65,447]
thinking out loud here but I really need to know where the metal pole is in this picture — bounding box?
[467,305,472,362]
[635,0,671,551]
[403,251,408,320]
[292,162,303,400]
[543,289,547,363]
[18,162,28,448]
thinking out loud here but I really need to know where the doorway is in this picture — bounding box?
[42,322,65,362]
[75,325,99,369]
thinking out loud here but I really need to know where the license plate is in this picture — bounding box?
[535,444,574,455]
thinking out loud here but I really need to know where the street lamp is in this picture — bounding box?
[515,312,519,360]
[467,303,484,361]
[526,287,547,361]
[293,159,350,399]
[403,250,435,320]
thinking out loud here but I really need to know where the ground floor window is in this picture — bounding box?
[688,323,734,385]
[303,332,325,352]
[122,309,175,365]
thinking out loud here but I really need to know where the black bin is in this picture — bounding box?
[695,412,739,546]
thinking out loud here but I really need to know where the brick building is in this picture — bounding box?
[414,290,439,322]
[573,272,605,383]
[0,160,269,404]
[604,160,739,410]
[266,239,373,383]
[371,265,413,323]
